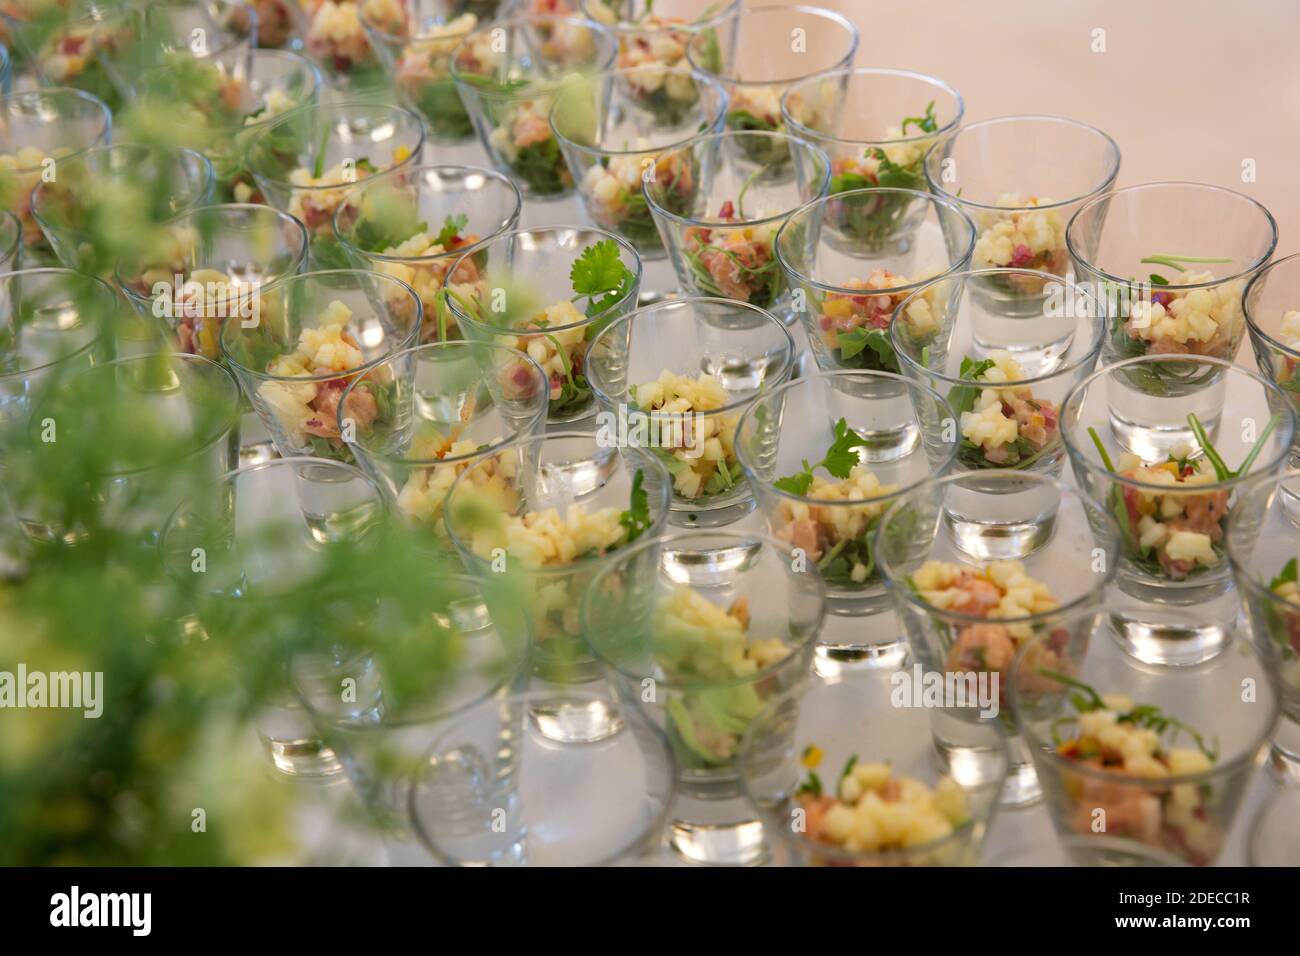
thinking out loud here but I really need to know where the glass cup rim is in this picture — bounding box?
[737,683,1010,865]
[1243,250,1300,361]
[548,65,730,159]
[217,268,425,382]
[1009,632,1279,787]
[57,351,244,477]
[407,686,677,867]
[642,129,832,229]
[578,528,828,690]
[447,13,619,98]
[113,201,311,302]
[0,86,113,175]
[1224,468,1300,597]
[95,0,257,74]
[1060,353,1297,493]
[444,224,644,335]
[1065,180,1280,291]
[331,162,523,266]
[442,428,674,579]
[339,339,549,465]
[578,0,742,36]
[0,267,115,381]
[243,100,428,193]
[133,47,323,134]
[585,295,796,416]
[733,368,961,507]
[773,187,977,297]
[875,469,1122,627]
[780,66,966,149]
[684,2,858,87]
[358,0,478,45]
[890,269,1105,387]
[0,208,20,264]
[923,114,1122,213]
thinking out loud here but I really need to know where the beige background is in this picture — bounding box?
[762,0,1300,246]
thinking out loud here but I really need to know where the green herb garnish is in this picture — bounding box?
[773,418,870,496]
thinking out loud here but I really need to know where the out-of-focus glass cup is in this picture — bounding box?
[579,0,741,94]
[685,3,857,156]
[244,100,427,268]
[408,687,676,866]
[643,129,829,322]
[735,369,959,666]
[891,270,1103,484]
[776,188,975,374]
[30,143,216,275]
[0,209,19,275]
[130,48,322,204]
[340,339,548,549]
[0,87,112,262]
[1061,355,1295,665]
[334,162,521,343]
[740,676,1009,866]
[12,6,132,110]
[582,530,826,865]
[1010,626,1278,866]
[448,13,617,200]
[924,116,1120,311]
[876,470,1121,808]
[1244,251,1300,464]
[290,0,398,92]
[586,295,795,528]
[550,65,728,260]
[1066,181,1276,366]
[219,268,424,462]
[444,225,642,426]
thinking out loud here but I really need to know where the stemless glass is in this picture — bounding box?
[290,0,396,91]
[1061,355,1295,665]
[582,530,826,865]
[9,4,127,109]
[735,370,959,666]
[1244,251,1300,462]
[340,339,548,549]
[685,3,857,151]
[244,100,427,267]
[776,188,975,375]
[1226,470,1300,782]
[408,688,675,866]
[444,225,642,426]
[30,143,216,274]
[644,129,829,322]
[876,471,1121,807]
[891,271,1103,484]
[219,269,424,462]
[0,87,112,261]
[449,14,617,201]
[586,296,795,528]
[579,0,741,91]
[925,116,1121,311]
[1010,627,1278,866]
[550,65,728,261]
[159,456,389,777]
[334,162,522,343]
[740,676,1009,866]
[443,429,672,693]
[1067,182,1277,366]
[132,48,323,204]
[360,0,483,158]
[783,67,963,203]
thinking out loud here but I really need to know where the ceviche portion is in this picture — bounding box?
[304,0,402,83]
[389,12,477,140]
[950,353,1060,469]
[226,0,295,49]
[771,418,895,586]
[1275,311,1300,393]
[366,214,483,342]
[814,267,943,372]
[581,148,687,250]
[631,369,739,500]
[1088,414,1279,580]
[1112,257,1243,361]
[655,586,789,767]
[1041,672,1220,865]
[1266,559,1300,685]
[34,15,127,104]
[682,199,781,307]
[970,194,1067,290]
[911,558,1063,704]
[0,145,75,249]
[795,750,969,853]
[449,239,637,419]
[256,301,395,459]
[395,429,506,535]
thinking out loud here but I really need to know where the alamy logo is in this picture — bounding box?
[50,886,151,936]
[890,664,1001,718]
[0,665,103,718]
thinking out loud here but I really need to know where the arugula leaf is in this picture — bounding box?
[946,357,997,416]
[772,418,869,494]
[570,239,636,318]
[794,770,823,798]
[1271,558,1298,591]
[434,213,468,249]
[901,100,938,135]
[618,469,652,543]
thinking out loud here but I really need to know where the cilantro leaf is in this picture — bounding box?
[946,357,998,416]
[434,213,468,249]
[570,239,636,317]
[772,419,869,495]
[901,100,938,135]
[618,469,652,543]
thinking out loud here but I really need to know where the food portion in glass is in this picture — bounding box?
[1243,253,1300,431]
[295,0,405,90]
[449,13,617,198]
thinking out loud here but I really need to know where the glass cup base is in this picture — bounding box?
[943,506,1053,562]
[1249,787,1300,865]
[258,732,343,777]
[997,760,1042,808]
[527,694,624,744]
[933,721,1040,808]
[813,606,909,674]
[667,795,769,866]
[667,497,756,530]
[1266,715,1300,784]
[1106,583,1237,666]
